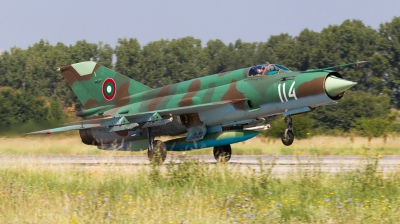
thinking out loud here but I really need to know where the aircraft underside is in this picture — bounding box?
[80,102,308,163]
[80,112,267,163]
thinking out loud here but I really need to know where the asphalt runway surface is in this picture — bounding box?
[1,155,400,176]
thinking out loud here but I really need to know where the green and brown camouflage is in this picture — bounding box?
[29,61,361,162]
[60,61,356,119]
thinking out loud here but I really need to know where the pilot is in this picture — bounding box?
[256,67,263,75]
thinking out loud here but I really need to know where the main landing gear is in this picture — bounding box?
[147,128,167,164]
[213,145,232,162]
[281,116,294,146]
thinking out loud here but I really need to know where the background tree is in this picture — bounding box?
[377,17,400,107]
[96,42,114,68]
[356,117,392,143]
[0,47,28,90]
[255,34,295,69]
[139,40,168,87]
[262,114,313,139]
[1,18,400,132]
[204,39,232,74]
[48,97,65,121]
[162,37,208,84]
[310,91,391,133]
[291,29,322,71]
[114,38,142,80]
[69,40,98,62]
[0,87,48,126]
[231,39,258,69]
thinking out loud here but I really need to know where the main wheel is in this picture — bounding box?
[213,145,232,162]
[148,140,167,164]
[281,130,294,146]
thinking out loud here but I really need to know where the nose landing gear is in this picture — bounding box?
[281,116,294,146]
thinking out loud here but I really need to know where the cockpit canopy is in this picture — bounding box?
[248,64,291,77]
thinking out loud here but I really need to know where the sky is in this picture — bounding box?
[1,0,400,53]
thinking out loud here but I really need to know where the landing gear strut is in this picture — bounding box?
[281,116,294,146]
[213,145,232,162]
[147,128,167,164]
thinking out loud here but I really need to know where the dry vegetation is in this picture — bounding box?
[1,134,398,156]
[232,135,400,156]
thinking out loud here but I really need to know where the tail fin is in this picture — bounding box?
[59,61,151,109]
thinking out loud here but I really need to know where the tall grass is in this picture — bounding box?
[0,156,399,223]
[1,134,398,156]
[231,135,400,156]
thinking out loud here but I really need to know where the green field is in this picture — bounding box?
[0,156,399,223]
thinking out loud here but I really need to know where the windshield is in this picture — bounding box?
[248,64,291,77]
[274,64,291,71]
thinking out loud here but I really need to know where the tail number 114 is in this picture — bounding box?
[278,82,297,103]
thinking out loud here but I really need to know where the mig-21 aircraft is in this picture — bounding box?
[29,61,363,163]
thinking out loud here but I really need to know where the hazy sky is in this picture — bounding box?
[1,0,399,53]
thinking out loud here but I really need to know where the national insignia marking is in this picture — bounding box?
[116,130,128,137]
[102,78,116,100]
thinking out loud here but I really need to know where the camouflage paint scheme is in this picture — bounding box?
[29,61,359,152]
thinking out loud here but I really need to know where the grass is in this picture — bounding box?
[231,135,400,156]
[1,134,400,222]
[0,156,400,223]
[1,134,399,156]
[0,135,106,155]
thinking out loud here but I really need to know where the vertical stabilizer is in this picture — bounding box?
[60,61,151,109]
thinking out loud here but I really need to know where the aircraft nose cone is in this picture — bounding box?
[325,76,356,97]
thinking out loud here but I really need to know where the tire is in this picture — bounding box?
[148,140,167,164]
[213,145,232,162]
[281,130,294,146]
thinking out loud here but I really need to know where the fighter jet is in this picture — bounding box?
[29,61,361,163]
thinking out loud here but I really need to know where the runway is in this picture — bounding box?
[1,155,399,175]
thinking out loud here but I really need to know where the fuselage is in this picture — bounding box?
[99,66,339,135]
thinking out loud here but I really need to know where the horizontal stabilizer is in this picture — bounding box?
[26,124,100,135]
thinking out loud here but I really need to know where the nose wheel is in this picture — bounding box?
[281,116,294,146]
[213,145,232,162]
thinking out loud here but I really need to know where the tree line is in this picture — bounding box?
[0,18,399,135]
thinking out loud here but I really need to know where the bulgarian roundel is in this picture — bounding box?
[102,78,116,101]
[116,130,129,137]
